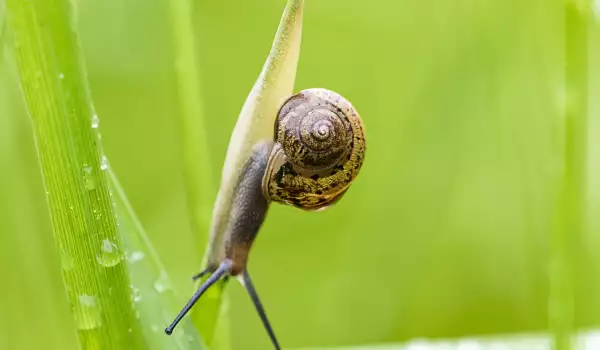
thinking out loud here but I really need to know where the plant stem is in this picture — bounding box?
[108,168,206,350]
[166,0,223,345]
[168,0,213,249]
[550,1,589,350]
[5,0,144,348]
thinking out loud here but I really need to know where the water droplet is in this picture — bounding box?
[100,156,108,170]
[128,251,145,264]
[153,270,172,294]
[128,328,132,333]
[61,253,74,270]
[91,114,99,129]
[74,294,102,330]
[130,285,142,303]
[82,164,96,190]
[79,295,96,307]
[58,73,65,80]
[96,238,122,267]
[151,324,159,333]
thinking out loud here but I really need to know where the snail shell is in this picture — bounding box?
[262,88,366,211]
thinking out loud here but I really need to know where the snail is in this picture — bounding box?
[263,88,366,211]
[166,89,366,349]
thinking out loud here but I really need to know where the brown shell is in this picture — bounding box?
[262,88,366,211]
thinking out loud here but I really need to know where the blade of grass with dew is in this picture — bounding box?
[107,167,206,350]
[5,0,145,348]
[549,1,590,350]
[169,0,304,344]
[167,0,221,345]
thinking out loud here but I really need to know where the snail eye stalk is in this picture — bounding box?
[241,269,281,350]
[165,259,232,335]
[191,268,211,281]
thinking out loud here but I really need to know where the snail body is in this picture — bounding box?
[225,88,366,274]
[167,88,366,350]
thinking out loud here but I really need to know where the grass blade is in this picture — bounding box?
[168,0,213,250]
[549,1,590,349]
[194,0,304,335]
[107,168,206,350]
[207,0,304,257]
[1,0,6,58]
[5,0,145,348]
[166,0,219,344]
[168,0,304,345]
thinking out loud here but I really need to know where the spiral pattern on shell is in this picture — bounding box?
[275,90,353,171]
[262,88,366,211]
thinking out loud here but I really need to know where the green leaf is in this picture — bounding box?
[206,0,304,257]
[1,0,6,59]
[107,168,206,350]
[5,0,145,348]
[197,0,304,340]
[168,0,213,248]
[6,0,208,348]
[167,0,305,345]
[549,2,590,350]
[166,0,218,345]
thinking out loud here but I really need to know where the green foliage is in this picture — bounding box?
[168,0,213,252]
[4,0,204,348]
[1,0,599,349]
[5,0,145,347]
[549,1,591,349]
[108,168,205,349]
[167,0,220,345]
[184,1,304,348]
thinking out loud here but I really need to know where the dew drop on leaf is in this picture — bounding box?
[61,253,74,270]
[96,238,122,267]
[74,294,102,330]
[154,270,172,294]
[128,251,145,263]
[100,156,108,170]
[130,285,142,303]
[91,114,100,129]
[82,164,96,190]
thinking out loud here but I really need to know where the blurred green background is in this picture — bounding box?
[1,0,599,349]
